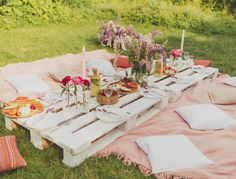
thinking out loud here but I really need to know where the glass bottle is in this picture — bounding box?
[154,55,164,77]
[90,68,100,97]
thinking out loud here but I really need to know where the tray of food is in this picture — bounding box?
[2,97,44,118]
[110,77,139,95]
[163,66,177,77]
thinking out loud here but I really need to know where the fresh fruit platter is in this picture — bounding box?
[111,77,139,95]
[2,97,44,118]
[163,66,177,77]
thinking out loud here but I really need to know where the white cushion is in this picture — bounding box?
[7,74,50,95]
[176,104,236,130]
[208,88,236,105]
[222,77,236,87]
[87,59,115,76]
[136,135,213,173]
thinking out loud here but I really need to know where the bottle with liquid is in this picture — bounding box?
[154,56,164,77]
[90,68,100,97]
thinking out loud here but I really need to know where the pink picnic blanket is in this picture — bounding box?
[0,50,114,102]
[97,75,236,179]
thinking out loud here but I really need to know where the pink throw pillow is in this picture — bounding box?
[194,60,212,67]
[0,136,26,173]
[116,56,132,68]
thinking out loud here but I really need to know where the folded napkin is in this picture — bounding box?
[140,87,167,98]
[209,87,236,105]
[170,76,195,84]
[191,66,212,74]
[96,106,130,122]
[6,74,50,96]
[148,83,182,103]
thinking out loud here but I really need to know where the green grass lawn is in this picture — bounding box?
[0,21,236,179]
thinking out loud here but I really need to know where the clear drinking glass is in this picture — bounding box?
[188,55,195,67]
[183,52,190,60]
[81,90,90,113]
[104,86,113,105]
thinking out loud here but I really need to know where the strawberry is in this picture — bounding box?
[30,104,36,110]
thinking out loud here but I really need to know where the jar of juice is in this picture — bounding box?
[154,56,163,77]
[90,68,100,97]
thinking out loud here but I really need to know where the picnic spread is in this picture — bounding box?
[1,45,236,178]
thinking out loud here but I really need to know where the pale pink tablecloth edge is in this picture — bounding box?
[97,74,236,179]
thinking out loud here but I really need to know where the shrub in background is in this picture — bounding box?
[0,0,236,35]
[0,0,79,28]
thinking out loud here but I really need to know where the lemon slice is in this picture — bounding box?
[4,103,19,110]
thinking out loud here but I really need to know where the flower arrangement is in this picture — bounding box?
[98,20,139,51]
[98,21,167,86]
[123,31,166,84]
[170,49,183,60]
[61,76,90,107]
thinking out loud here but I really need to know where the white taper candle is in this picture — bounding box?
[180,29,185,51]
[81,46,86,79]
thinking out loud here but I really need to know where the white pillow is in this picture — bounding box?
[136,135,213,173]
[176,104,236,130]
[222,77,236,87]
[7,74,50,95]
[87,59,115,76]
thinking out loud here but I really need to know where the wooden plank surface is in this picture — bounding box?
[42,95,164,153]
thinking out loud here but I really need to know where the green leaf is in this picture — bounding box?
[73,85,77,96]
[61,87,66,96]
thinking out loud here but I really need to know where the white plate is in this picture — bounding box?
[139,88,166,99]
[96,106,130,122]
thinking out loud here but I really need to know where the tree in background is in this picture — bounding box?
[202,0,236,15]
[0,0,7,6]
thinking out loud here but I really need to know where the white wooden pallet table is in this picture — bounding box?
[4,69,169,149]
[4,66,218,167]
[43,93,168,167]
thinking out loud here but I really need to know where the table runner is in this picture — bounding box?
[97,74,236,179]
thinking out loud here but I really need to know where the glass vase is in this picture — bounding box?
[62,89,72,110]
[135,73,148,88]
[80,90,90,113]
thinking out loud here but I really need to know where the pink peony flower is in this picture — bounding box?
[82,79,90,87]
[72,76,82,85]
[61,76,71,86]
[170,49,183,58]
